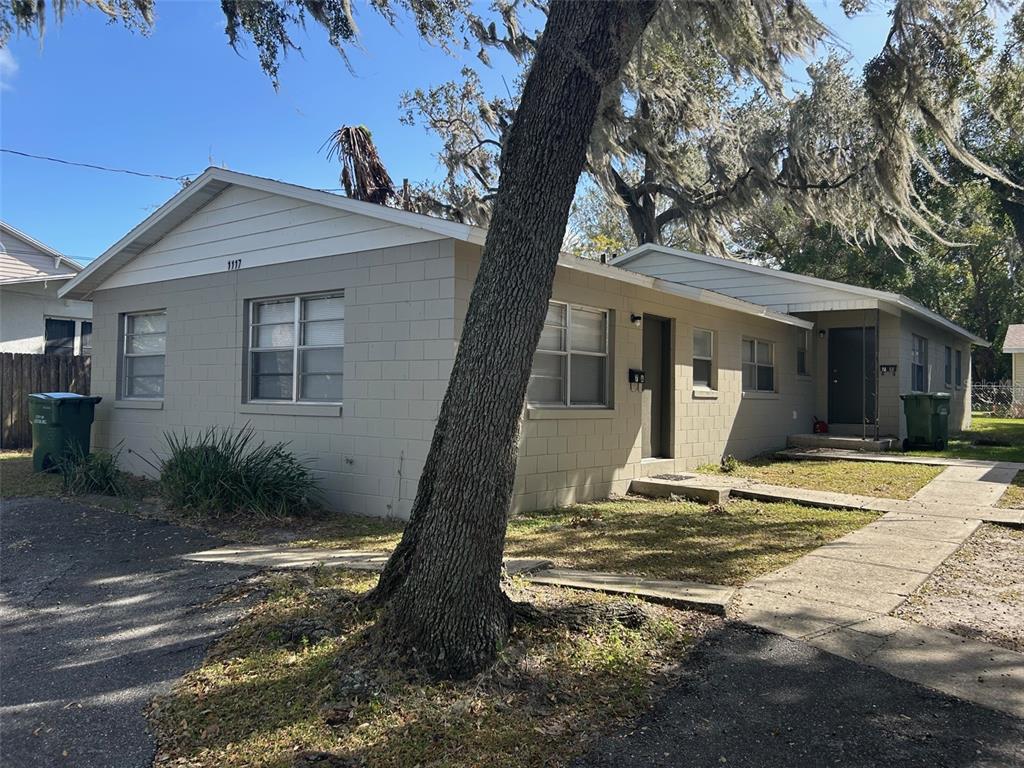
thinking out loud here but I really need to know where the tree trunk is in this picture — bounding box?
[368,0,658,678]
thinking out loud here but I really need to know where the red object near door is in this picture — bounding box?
[813,418,829,434]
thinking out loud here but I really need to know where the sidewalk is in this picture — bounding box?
[733,461,1024,718]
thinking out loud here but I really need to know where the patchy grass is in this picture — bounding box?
[695,457,942,500]
[1,449,158,504]
[150,570,720,768]
[998,471,1024,509]
[295,497,878,586]
[907,416,1024,464]
[1,451,62,498]
[893,523,1024,653]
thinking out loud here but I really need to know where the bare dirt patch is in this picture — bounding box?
[893,523,1024,652]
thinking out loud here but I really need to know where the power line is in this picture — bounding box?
[1,148,196,183]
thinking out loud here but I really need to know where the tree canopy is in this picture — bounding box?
[401,1,1024,258]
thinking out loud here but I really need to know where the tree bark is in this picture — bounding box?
[368,0,658,678]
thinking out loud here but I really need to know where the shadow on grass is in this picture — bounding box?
[149,572,721,768]
[504,499,877,586]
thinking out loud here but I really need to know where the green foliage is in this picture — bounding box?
[720,454,739,473]
[54,442,125,496]
[157,425,318,519]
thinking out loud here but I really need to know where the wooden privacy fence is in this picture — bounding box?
[0,353,91,449]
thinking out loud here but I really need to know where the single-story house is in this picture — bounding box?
[59,168,986,519]
[1,221,93,355]
[611,245,986,441]
[1005,324,1024,403]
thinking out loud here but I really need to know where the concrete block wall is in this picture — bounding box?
[803,308,902,437]
[897,313,972,435]
[454,243,816,513]
[89,239,455,519]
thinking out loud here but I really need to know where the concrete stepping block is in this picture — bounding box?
[182,545,551,577]
[525,568,735,615]
[631,476,730,503]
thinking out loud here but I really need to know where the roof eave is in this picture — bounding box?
[556,255,813,330]
[620,243,987,346]
[59,167,488,300]
[0,221,73,265]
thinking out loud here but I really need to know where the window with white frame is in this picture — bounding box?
[944,345,953,388]
[796,328,810,376]
[528,301,609,407]
[956,349,963,389]
[742,338,775,393]
[911,335,928,392]
[248,293,344,403]
[692,328,715,389]
[122,311,166,399]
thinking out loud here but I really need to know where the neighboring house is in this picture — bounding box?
[0,222,93,355]
[1005,324,1024,403]
[59,168,986,519]
[611,246,985,441]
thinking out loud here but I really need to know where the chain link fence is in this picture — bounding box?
[972,383,1024,417]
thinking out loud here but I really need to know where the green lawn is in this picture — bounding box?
[695,457,942,499]
[1,450,158,503]
[907,415,1024,464]
[0,451,63,498]
[296,497,878,586]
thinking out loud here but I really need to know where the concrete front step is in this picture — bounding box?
[787,434,901,452]
[525,568,735,615]
[630,476,731,504]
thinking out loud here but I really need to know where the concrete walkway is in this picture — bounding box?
[638,470,1024,526]
[181,547,737,614]
[779,446,1024,471]
[733,461,1024,718]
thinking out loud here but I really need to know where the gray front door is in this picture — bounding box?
[828,327,877,424]
[642,315,672,459]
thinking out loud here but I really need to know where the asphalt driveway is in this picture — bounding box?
[574,625,1024,768]
[1,497,256,768]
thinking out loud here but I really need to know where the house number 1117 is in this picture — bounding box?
[227,259,242,271]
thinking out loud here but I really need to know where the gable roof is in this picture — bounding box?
[0,221,83,284]
[56,168,811,329]
[1004,324,1024,353]
[613,244,988,346]
[60,167,488,300]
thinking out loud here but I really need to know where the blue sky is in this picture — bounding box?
[1,1,892,264]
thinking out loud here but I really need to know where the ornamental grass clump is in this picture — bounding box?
[54,441,126,496]
[158,424,318,519]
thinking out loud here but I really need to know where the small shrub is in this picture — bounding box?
[720,454,739,474]
[157,424,318,519]
[55,442,125,496]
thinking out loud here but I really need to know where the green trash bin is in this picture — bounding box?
[900,392,951,452]
[28,392,103,472]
